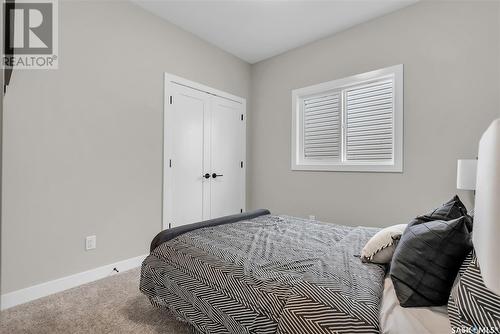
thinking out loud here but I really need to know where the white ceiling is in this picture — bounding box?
[132,0,418,64]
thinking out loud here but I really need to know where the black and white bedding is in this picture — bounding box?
[140,214,386,334]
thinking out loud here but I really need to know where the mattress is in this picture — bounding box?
[380,277,451,334]
[140,214,386,333]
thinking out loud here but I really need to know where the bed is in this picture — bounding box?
[140,119,500,334]
[141,213,387,333]
[141,211,456,334]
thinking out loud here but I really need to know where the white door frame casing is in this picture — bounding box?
[163,73,246,230]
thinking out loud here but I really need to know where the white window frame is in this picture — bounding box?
[291,64,403,172]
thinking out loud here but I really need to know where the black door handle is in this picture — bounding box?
[212,173,223,178]
[203,173,211,179]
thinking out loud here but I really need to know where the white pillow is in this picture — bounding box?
[361,224,407,264]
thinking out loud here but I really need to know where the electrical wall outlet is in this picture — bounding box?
[85,235,96,250]
[308,215,316,220]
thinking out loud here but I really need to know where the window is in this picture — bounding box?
[292,64,403,172]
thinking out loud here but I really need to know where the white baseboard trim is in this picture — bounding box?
[1,253,148,310]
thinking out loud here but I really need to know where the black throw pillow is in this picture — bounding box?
[409,195,472,231]
[390,216,473,307]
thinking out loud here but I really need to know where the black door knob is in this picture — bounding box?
[203,173,211,179]
[212,173,223,178]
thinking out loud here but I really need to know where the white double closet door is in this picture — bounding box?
[163,76,246,229]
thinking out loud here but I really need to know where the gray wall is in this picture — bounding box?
[1,1,251,293]
[248,1,500,226]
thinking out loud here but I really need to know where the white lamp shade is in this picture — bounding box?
[474,119,500,295]
[457,159,477,190]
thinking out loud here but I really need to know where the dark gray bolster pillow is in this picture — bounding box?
[150,209,271,252]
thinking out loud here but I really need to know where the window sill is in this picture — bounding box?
[291,162,403,173]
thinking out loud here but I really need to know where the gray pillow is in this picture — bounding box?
[390,216,472,307]
[409,195,472,231]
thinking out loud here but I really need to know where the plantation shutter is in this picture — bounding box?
[303,92,341,160]
[345,79,394,162]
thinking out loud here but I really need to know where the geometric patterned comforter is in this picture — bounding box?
[140,215,385,334]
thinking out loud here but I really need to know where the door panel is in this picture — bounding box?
[210,96,245,218]
[165,84,209,227]
[164,75,246,230]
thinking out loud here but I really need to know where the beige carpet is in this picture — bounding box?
[0,268,194,334]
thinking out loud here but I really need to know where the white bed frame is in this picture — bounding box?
[473,118,500,295]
